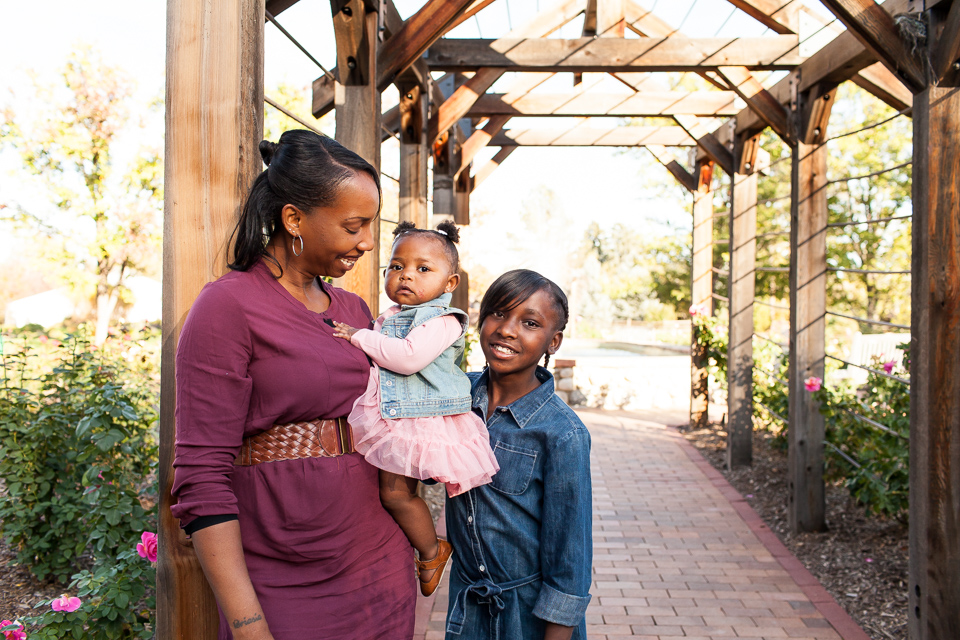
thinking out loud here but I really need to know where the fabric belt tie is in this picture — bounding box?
[234,417,354,466]
[446,570,541,637]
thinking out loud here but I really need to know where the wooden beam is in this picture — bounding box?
[852,61,912,112]
[909,81,960,640]
[717,65,794,143]
[446,0,498,32]
[488,125,696,147]
[472,145,516,189]
[800,83,837,145]
[159,0,264,638]
[690,161,714,430]
[332,2,381,314]
[727,163,757,468]
[265,0,298,16]
[818,0,926,92]
[675,116,736,175]
[723,0,799,34]
[647,145,698,192]
[457,115,510,178]
[376,0,475,90]
[424,36,806,72]
[465,91,740,117]
[932,0,960,83]
[399,82,428,228]
[788,135,828,533]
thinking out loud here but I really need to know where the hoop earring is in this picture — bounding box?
[292,235,304,257]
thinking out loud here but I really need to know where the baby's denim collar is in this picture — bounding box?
[399,291,452,311]
[471,367,555,429]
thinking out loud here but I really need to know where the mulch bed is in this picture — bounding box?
[682,421,909,640]
[0,536,61,624]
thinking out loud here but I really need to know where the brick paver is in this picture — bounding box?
[415,410,869,640]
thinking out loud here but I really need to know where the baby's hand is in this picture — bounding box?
[332,321,360,341]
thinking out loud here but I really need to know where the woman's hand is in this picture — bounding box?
[332,321,360,341]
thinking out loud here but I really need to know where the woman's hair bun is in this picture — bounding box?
[393,220,417,238]
[435,220,460,243]
[259,140,278,166]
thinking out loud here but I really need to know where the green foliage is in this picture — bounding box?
[751,337,789,451]
[692,311,727,387]
[0,328,157,637]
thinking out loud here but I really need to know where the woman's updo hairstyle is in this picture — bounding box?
[229,129,382,272]
[391,219,461,273]
[478,269,570,367]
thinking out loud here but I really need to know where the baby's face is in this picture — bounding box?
[384,235,457,306]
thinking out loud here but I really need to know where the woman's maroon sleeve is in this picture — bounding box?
[170,281,254,528]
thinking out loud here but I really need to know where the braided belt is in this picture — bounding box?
[234,417,355,466]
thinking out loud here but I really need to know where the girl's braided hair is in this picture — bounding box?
[392,220,461,272]
[478,269,569,368]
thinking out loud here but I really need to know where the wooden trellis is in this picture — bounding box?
[159,1,960,638]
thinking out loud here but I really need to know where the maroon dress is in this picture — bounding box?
[171,260,416,640]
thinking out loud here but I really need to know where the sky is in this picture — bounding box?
[0,0,837,287]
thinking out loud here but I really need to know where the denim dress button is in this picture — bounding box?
[467,516,473,524]
[479,565,486,572]
[389,409,397,416]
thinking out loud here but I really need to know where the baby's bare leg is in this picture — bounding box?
[379,470,440,561]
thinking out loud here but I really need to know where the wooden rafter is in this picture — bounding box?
[716,66,793,143]
[446,0,498,32]
[932,0,960,83]
[456,115,511,179]
[465,91,740,117]
[624,0,675,37]
[852,61,911,112]
[488,126,696,147]
[424,36,806,72]
[472,146,517,189]
[428,0,585,143]
[647,145,698,192]
[676,115,736,175]
[722,0,799,35]
[818,0,926,93]
[265,0,299,16]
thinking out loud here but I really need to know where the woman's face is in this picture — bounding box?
[294,172,380,278]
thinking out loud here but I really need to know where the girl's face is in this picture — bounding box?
[284,172,379,278]
[479,288,563,379]
[383,234,459,306]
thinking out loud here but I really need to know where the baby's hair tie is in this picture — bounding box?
[435,229,448,236]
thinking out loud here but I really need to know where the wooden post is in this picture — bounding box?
[432,129,458,226]
[726,146,758,468]
[787,103,829,532]
[691,161,714,430]
[332,0,382,314]
[909,83,960,640]
[158,0,264,638]
[399,81,429,228]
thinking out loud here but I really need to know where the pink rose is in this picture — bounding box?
[137,531,158,563]
[51,595,82,613]
[882,360,896,374]
[0,620,26,640]
[804,376,822,392]
[689,303,708,318]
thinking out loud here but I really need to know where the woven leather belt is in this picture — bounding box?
[234,417,355,466]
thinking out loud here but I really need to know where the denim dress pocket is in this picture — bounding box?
[490,441,537,495]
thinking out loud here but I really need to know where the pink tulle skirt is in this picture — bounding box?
[348,370,499,497]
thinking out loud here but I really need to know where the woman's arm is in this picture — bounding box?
[333,315,463,375]
[191,521,274,640]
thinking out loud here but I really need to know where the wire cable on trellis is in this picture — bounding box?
[764,152,792,172]
[714,236,730,243]
[824,440,863,469]
[474,14,483,38]
[711,292,729,302]
[769,16,842,66]
[757,230,790,239]
[843,403,907,439]
[822,105,913,143]
[753,365,787,387]
[828,266,911,276]
[755,399,787,423]
[756,266,789,273]
[382,124,400,141]
[713,6,737,36]
[760,194,792,206]
[756,299,789,311]
[505,0,513,31]
[827,213,913,229]
[825,310,909,331]
[265,96,324,135]
[712,266,729,276]
[824,161,912,187]
[675,0,700,34]
[381,171,400,183]
[825,353,910,385]
[265,10,335,80]
[380,218,399,225]
[711,211,730,219]
[753,332,787,351]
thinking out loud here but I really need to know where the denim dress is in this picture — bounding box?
[444,368,593,640]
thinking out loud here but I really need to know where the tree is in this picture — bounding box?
[0,47,161,344]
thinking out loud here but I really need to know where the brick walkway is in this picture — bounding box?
[414,410,869,640]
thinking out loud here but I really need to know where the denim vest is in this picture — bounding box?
[379,293,472,419]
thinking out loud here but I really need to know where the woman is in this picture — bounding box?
[171,130,416,640]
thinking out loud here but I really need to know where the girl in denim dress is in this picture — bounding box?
[444,270,593,640]
[332,221,499,597]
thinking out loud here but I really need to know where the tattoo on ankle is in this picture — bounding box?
[232,613,263,629]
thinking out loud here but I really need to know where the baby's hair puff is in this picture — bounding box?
[392,220,461,272]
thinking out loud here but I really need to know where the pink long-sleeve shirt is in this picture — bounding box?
[349,304,463,374]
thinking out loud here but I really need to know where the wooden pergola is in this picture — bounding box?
[159,1,960,638]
